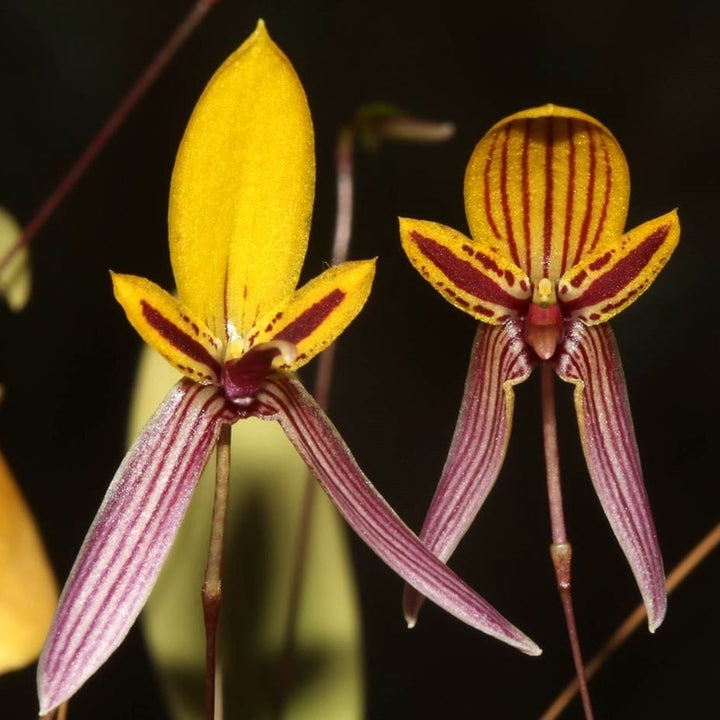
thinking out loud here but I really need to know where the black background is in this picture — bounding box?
[1,0,718,718]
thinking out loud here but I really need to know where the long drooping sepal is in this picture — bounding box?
[254,372,541,656]
[37,380,237,714]
[399,218,531,322]
[403,321,534,625]
[463,105,630,282]
[555,321,666,631]
[112,272,224,384]
[250,259,376,370]
[558,210,680,324]
[169,21,315,340]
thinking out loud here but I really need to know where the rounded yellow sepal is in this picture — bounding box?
[464,104,630,283]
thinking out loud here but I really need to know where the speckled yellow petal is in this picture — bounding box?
[112,272,223,384]
[169,21,315,342]
[399,218,531,323]
[0,450,57,673]
[251,259,376,370]
[464,105,630,283]
[558,210,680,324]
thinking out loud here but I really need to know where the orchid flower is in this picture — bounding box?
[400,105,679,632]
[37,22,540,715]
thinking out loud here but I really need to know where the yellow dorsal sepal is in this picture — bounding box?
[169,20,315,342]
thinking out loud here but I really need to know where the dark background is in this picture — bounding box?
[1,0,718,717]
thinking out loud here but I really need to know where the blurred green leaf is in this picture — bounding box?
[128,346,364,719]
[0,208,30,312]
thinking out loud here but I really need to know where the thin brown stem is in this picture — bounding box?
[540,361,594,720]
[40,701,69,720]
[203,423,231,720]
[0,0,219,277]
[540,522,720,720]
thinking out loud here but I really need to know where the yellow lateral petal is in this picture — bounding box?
[0,450,57,673]
[558,210,680,324]
[463,104,630,283]
[399,217,531,323]
[112,272,223,384]
[169,20,315,342]
[251,259,376,370]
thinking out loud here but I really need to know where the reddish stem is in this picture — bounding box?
[0,0,219,277]
[540,361,594,720]
[203,422,231,720]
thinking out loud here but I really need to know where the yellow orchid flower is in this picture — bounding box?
[38,23,539,715]
[400,105,679,631]
[0,449,56,674]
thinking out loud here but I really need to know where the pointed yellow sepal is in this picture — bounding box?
[463,104,630,283]
[169,20,315,342]
[0,451,57,673]
[399,218,531,323]
[558,210,680,324]
[112,272,224,384]
[251,259,377,370]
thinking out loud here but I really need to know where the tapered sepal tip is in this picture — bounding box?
[556,321,667,631]
[255,373,540,658]
[402,583,423,628]
[37,380,235,713]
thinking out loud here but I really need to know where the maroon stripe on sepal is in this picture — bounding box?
[141,300,221,377]
[410,231,528,314]
[273,289,345,345]
[561,225,669,316]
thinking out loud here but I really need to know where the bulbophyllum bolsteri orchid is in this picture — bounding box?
[37,22,541,716]
[399,105,679,713]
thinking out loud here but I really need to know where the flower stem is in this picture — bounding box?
[0,0,219,277]
[540,361,594,720]
[203,422,231,720]
[540,521,720,720]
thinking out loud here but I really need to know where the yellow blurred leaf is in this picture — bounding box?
[0,208,31,311]
[0,450,57,673]
[129,345,364,719]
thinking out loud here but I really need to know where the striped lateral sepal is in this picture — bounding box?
[555,321,666,631]
[403,321,534,625]
[37,380,237,714]
[254,372,541,656]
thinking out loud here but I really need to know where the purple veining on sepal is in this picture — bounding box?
[254,371,541,656]
[555,320,666,631]
[403,320,534,626]
[37,379,236,715]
